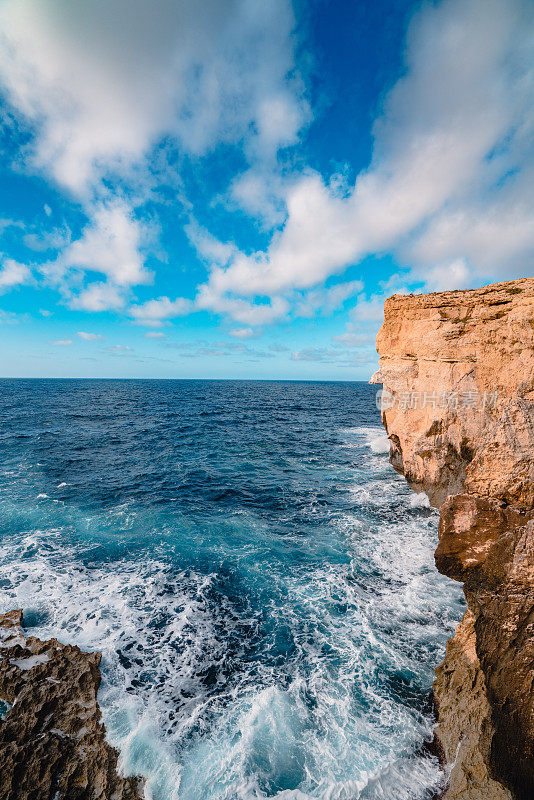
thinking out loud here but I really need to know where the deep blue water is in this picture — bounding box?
[0,380,464,799]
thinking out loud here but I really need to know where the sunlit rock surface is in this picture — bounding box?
[377,277,534,800]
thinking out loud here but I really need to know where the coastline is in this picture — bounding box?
[376,277,534,799]
[0,610,144,799]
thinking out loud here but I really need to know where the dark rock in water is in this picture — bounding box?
[0,609,144,800]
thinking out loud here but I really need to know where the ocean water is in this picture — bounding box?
[0,379,464,800]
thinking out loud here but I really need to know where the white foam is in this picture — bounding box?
[0,424,463,800]
[368,433,390,455]
[11,652,50,670]
[409,492,431,509]
[342,427,390,455]
[0,514,461,800]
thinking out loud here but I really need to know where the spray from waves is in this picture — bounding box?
[0,387,464,800]
[347,427,391,455]
[409,493,431,509]
[0,521,456,800]
[0,497,460,795]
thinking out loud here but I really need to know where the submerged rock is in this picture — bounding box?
[376,277,534,800]
[0,609,144,800]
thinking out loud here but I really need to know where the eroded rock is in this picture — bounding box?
[376,277,534,800]
[0,609,144,800]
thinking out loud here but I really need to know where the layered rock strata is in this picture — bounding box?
[0,609,144,800]
[376,277,534,800]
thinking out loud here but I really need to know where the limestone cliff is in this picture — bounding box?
[376,277,534,800]
[0,610,144,800]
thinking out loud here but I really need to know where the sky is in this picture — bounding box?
[0,0,533,380]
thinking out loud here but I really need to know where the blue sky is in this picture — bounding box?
[0,0,533,379]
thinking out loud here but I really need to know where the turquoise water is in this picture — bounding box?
[0,380,464,799]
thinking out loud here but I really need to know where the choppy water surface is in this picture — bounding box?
[0,380,464,799]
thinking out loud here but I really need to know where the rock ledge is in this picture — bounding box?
[0,609,144,800]
[376,277,534,800]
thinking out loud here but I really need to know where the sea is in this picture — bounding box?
[0,379,464,800]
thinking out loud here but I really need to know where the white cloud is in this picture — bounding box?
[0,0,309,325]
[0,0,306,195]
[129,296,192,326]
[406,178,534,279]
[145,331,165,339]
[291,346,375,365]
[199,0,534,314]
[107,344,131,352]
[0,259,31,291]
[77,331,103,341]
[195,285,289,325]
[350,295,388,324]
[228,327,259,339]
[1,0,532,334]
[228,169,288,228]
[184,221,236,267]
[50,339,72,346]
[0,309,22,324]
[293,279,364,318]
[24,225,70,252]
[332,331,374,348]
[69,281,126,312]
[291,347,330,362]
[423,259,472,292]
[56,201,151,286]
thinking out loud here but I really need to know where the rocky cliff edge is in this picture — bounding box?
[376,277,534,800]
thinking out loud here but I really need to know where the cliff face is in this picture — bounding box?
[376,277,534,800]
[0,610,144,800]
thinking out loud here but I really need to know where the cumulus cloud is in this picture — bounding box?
[77,331,102,340]
[129,296,192,326]
[195,287,289,326]
[50,339,72,346]
[350,295,388,324]
[423,259,472,292]
[228,327,260,339]
[0,0,306,194]
[54,201,151,287]
[199,0,534,315]
[1,0,532,333]
[0,259,31,291]
[293,279,364,318]
[0,0,308,320]
[228,168,289,228]
[69,281,126,312]
[145,331,165,339]
[184,221,237,268]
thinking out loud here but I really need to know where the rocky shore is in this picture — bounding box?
[376,277,534,800]
[0,609,144,800]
